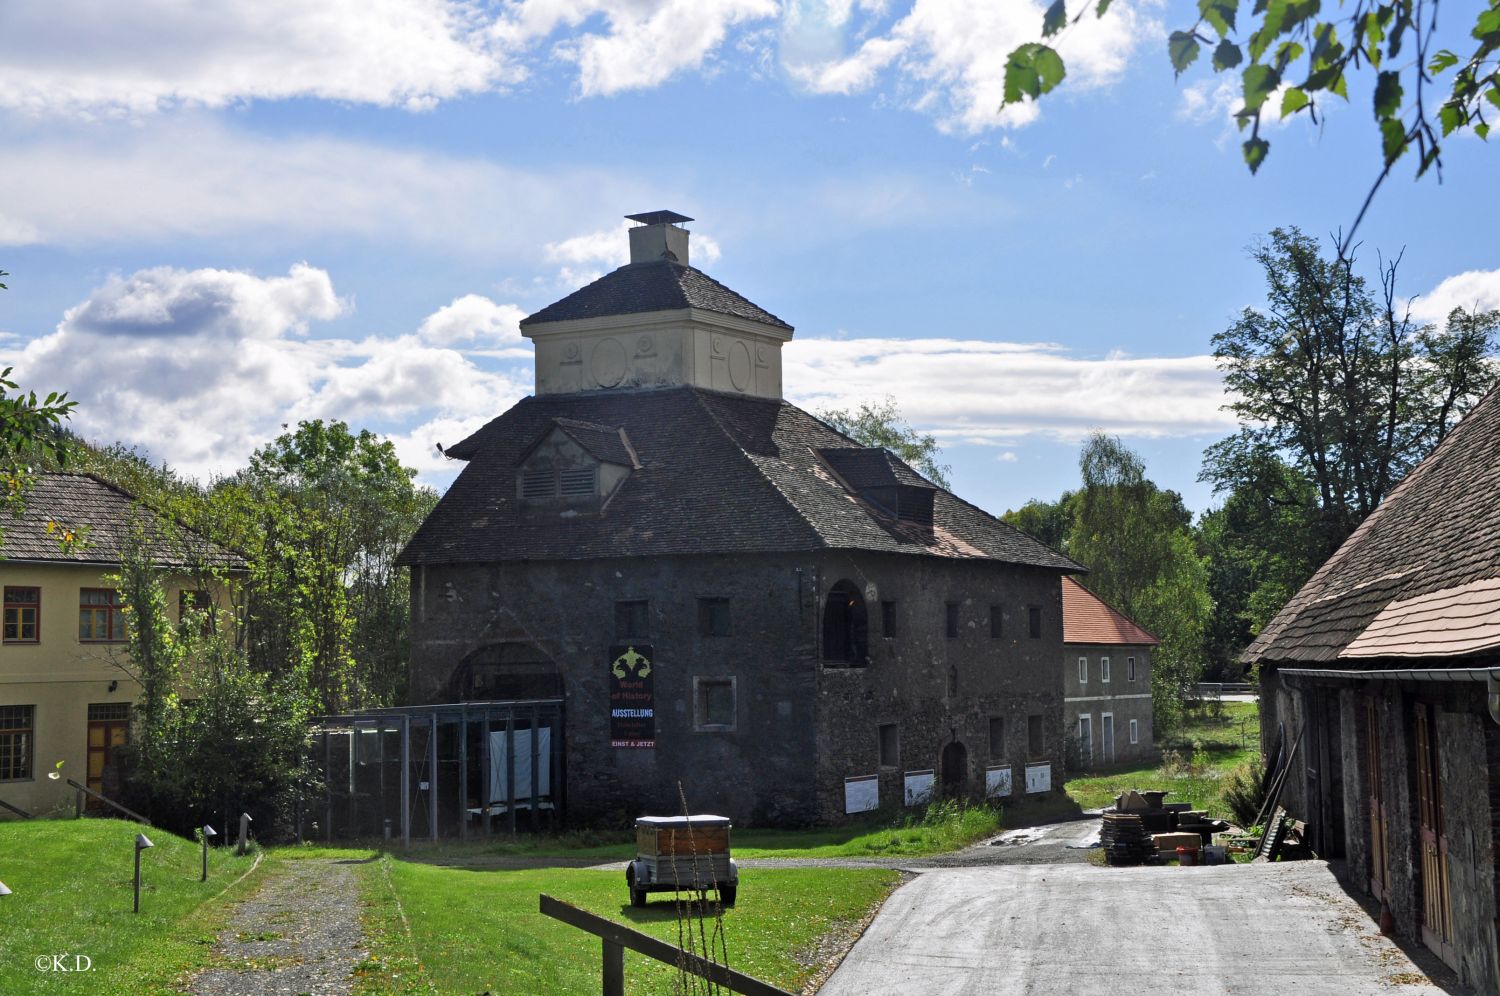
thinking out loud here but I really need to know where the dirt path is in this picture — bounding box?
[187,858,369,996]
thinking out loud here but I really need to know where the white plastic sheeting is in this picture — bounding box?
[487,727,551,803]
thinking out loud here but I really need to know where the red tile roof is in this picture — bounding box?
[1062,577,1159,646]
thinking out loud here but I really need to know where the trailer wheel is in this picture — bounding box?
[631,887,648,907]
[719,885,737,907]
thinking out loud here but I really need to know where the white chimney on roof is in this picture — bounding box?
[626,210,692,266]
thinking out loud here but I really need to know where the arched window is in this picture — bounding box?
[822,580,868,666]
[450,643,563,701]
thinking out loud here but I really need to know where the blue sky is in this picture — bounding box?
[1,0,1496,520]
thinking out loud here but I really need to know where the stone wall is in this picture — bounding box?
[408,553,821,825]
[408,550,1067,828]
[810,552,1065,822]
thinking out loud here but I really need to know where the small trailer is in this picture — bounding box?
[626,814,738,907]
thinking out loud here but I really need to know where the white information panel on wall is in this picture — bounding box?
[904,769,935,807]
[985,765,1013,799]
[1025,763,1052,794]
[844,774,879,814]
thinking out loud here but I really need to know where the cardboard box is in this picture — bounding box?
[1153,832,1201,852]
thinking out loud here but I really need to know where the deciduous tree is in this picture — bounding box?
[818,396,951,488]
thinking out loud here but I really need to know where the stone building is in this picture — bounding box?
[1062,577,1157,769]
[1248,384,1500,995]
[398,212,1081,826]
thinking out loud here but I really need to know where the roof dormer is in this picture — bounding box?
[818,447,936,535]
[516,419,639,508]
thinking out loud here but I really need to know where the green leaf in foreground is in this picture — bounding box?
[1003,43,1067,103]
[1373,70,1403,120]
[1213,39,1243,71]
[1043,0,1067,37]
[1243,135,1271,174]
[1169,30,1202,76]
[1281,86,1310,118]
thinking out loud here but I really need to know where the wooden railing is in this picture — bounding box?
[539,894,792,996]
[67,779,151,825]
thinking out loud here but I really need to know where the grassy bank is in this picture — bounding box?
[327,798,1005,864]
[345,854,900,994]
[1065,700,1260,818]
[0,818,262,993]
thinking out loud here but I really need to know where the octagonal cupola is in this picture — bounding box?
[520,212,794,398]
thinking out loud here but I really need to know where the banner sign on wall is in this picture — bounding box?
[844,774,879,814]
[609,644,655,748]
[985,765,1013,799]
[904,769,935,807]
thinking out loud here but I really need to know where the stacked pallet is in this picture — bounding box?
[1100,812,1155,866]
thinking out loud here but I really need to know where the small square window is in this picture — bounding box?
[698,597,731,637]
[1078,656,1088,683]
[945,602,959,639]
[878,723,899,767]
[988,717,1005,758]
[3,586,39,643]
[615,600,649,640]
[989,605,1003,639]
[1129,719,1139,744]
[1028,606,1042,639]
[693,677,736,732]
[1027,714,1044,759]
[1101,656,1111,683]
[881,600,897,638]
[1128,656,1137,681]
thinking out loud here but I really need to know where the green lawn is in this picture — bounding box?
[0,818,263,993]
[342,851,900,994]
[1065,700,1261,818]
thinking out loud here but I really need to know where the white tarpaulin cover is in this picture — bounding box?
[488,727,551,803]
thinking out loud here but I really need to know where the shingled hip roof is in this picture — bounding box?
[0,472,244,569]
[1247,383,1500,665]
[519,259,792,331]
[398,386,1081,571]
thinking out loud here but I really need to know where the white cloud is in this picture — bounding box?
[417,295,527,347]
[0,0,784,116]
[0,120,639,254]
[3,265,527,482]
[542,0,781,97]
[1411,268,1500,324]
[786,0,1159,134]
[785,336,1234,442]
[0,1,512,117]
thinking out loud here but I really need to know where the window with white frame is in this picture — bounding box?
[1078,656,1088,683]
[1128,656,1137,681]
[1129,718,1139,744]
[1077,714,1093,766]
[1101,656,1111,682]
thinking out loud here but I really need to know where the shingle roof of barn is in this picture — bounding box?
[1246,383,1500,665]
[0,472,244,569]
[399,387,1081,571]
[519,260,793,331]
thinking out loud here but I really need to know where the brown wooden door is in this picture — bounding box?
[1413,703,1455,967]
[86,716,129,801]
[1365,697,1389,900]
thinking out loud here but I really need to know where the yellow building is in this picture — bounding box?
[0,473,242,818]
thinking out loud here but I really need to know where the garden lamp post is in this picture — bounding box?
[133,833,154,913]
[201,825,217,882]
